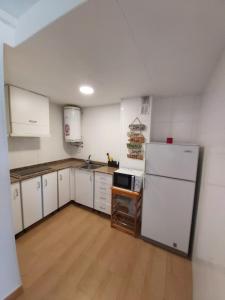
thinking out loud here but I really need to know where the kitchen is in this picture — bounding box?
[1,1,225,300]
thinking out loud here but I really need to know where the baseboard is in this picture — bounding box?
[4,286,23,300]
[141,235,190,259]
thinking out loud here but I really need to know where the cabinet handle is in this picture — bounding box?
[90,175,92,182]
[45,179,47,187]
[37,181,40,190]
[14,189,18,200]
[59,174,62,181]
[29,120,37,123]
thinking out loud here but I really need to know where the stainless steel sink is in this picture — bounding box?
[81,164,102,170]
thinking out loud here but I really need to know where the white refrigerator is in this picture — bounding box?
[141,143,199,255]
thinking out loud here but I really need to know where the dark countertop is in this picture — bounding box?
[10,158,118,184]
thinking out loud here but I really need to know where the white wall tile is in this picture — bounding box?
[193,259,225,300]
[120,97,151,171]
[73,104,121,163]
[193,49,225,299]
[151,95,201,143]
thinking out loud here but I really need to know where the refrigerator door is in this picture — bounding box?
[141,175,195,254]
[145,143,199,181]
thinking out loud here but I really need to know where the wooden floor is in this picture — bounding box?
[15,205,192,300]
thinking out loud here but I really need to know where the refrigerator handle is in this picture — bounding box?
[145,158,149,174]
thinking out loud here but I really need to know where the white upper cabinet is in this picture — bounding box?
[6,85,50,137]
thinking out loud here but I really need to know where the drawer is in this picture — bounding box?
[95,191,111,204]
[95,173,112,185]
[95,183,111,194]
[94,199,111,215]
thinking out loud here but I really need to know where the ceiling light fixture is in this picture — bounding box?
[79,85,94,95]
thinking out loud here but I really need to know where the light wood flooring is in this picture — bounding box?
[15,205,192,300]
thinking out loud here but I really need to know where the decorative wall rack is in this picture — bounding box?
[127,117,145,160]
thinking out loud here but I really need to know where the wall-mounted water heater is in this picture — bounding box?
[64,106,82,142]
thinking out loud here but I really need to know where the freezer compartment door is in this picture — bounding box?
[141,175,195,254]
[145,143,199,181]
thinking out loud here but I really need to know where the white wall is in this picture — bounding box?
[74,104,120,163]
[151,96,201,144]
[0,44,21,300]
[8,102,73,169]
[193,49,225,300]
[120,97,151,171]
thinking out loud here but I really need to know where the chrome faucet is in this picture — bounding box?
[86,154,91,165]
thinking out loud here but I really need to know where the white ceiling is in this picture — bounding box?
[0,0,40,18]
[4,0,225,107]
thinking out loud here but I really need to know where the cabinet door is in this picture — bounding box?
[58,168,70,208]
[42,172,58,216]
[69,168,75,201]
[9,85,50,137]
[21,177,42,228]
[11,183,23,234]
[75,169,93,208]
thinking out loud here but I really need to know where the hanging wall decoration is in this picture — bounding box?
[127,117,146,160]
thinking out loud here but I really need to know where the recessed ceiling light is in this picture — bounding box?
[79,85,94,95]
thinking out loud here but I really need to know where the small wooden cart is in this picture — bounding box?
[111,186,142,237]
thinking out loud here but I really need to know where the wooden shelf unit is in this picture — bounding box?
[111,187,142,237]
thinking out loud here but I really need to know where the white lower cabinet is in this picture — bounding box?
[75,169,94,208]
[42,172,58,216]
[58,168,71,207]
[69,168,76,201]
[94,172,112,215]
[11,183,23,234]
[21,177,42,228]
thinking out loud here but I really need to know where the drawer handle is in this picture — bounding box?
[100,187,107,191]
[98,177,107,181]
[29,120,38,123]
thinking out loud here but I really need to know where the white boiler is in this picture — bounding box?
[64,106,81,142]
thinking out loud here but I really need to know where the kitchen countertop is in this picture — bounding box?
[10,158,118,183]
[94,166,117,175]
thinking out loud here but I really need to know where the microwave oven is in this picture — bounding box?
[113,168,143,192]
